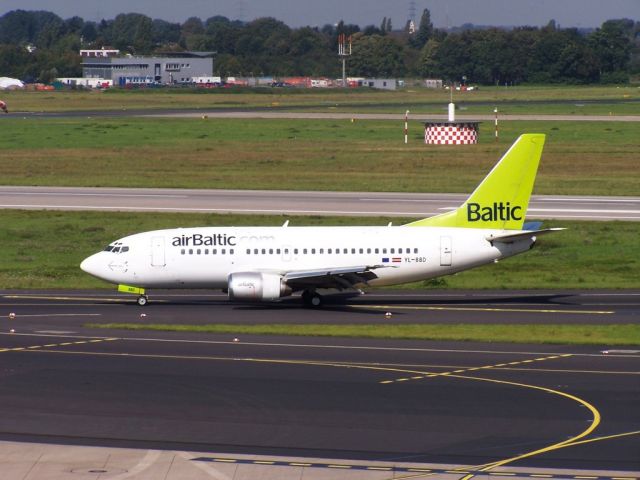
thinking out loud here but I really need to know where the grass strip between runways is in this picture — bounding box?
[85,323,640,346]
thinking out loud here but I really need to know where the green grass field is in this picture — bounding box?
[0,210,638,290]
[85,323,640,346]
[3,85,639,115]
[0,117,637,195]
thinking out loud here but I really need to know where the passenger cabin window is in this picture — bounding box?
[414,248,418,253]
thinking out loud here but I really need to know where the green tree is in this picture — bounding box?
[152,19,181,45]
[350,34,405,77]
[588,20,632,76]
[380,17,387,34]
[110,13,154,53]
[413,8,433,48]
[417,38,440,77]
[556,40,600,83]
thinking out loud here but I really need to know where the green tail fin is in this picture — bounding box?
[405,134,545,230]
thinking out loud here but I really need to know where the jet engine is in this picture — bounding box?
[227,272,292,302]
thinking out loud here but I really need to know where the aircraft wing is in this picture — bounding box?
[486,228,565,244]
[283,265,388,291]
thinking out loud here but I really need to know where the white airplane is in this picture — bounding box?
[81,134,561,307]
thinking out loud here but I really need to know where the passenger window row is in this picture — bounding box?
[180,247,420,256]
[244,247,419,255]
[181,248,234,255]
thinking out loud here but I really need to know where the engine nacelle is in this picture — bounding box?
[227,272,292,302]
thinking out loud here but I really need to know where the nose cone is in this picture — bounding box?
[80,253,106,280]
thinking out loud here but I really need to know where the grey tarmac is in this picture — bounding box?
[147,111,640,123]
[0,289,638,480]
[1,186,639,221]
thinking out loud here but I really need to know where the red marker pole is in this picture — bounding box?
[404,110,409,144]
[494,107,498,142]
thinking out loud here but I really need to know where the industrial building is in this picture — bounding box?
[81,52,214,86]
[361,78,397,90]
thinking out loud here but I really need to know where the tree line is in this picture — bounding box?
[0,8,637,84]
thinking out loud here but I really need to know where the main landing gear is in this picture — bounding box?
[137,295,148,306]
[301,290,323,308]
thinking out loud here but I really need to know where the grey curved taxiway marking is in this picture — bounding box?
[0,186,639,221]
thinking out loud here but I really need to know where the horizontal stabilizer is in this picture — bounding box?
[486,228,565,244]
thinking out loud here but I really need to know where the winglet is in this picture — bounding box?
[405,134,545,230]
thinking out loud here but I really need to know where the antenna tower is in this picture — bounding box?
[409,1,416,22]
[237,0,246,22]
[338,33,352,88]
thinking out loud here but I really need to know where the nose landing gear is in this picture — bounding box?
[137,295,148,306]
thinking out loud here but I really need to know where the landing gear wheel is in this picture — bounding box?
[137,295,148,306]
[302,290,323,308]
[310,293,322,307]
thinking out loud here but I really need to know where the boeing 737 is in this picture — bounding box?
[81,134,561,307]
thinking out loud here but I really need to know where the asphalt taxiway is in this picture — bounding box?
[0,289,638,479]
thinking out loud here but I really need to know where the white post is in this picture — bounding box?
[448,102,455,122]
[494,107,498,142]
[404,110,409,144]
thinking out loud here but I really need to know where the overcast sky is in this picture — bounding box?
[1,0,638,28]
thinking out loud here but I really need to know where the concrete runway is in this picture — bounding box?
[0,289,639,479]
[3,108,640,123]
[2,186,639,221]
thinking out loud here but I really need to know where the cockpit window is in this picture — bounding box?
[104,244,129,253]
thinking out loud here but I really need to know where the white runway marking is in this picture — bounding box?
[9,313,101,317]
[1,192,187,198]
